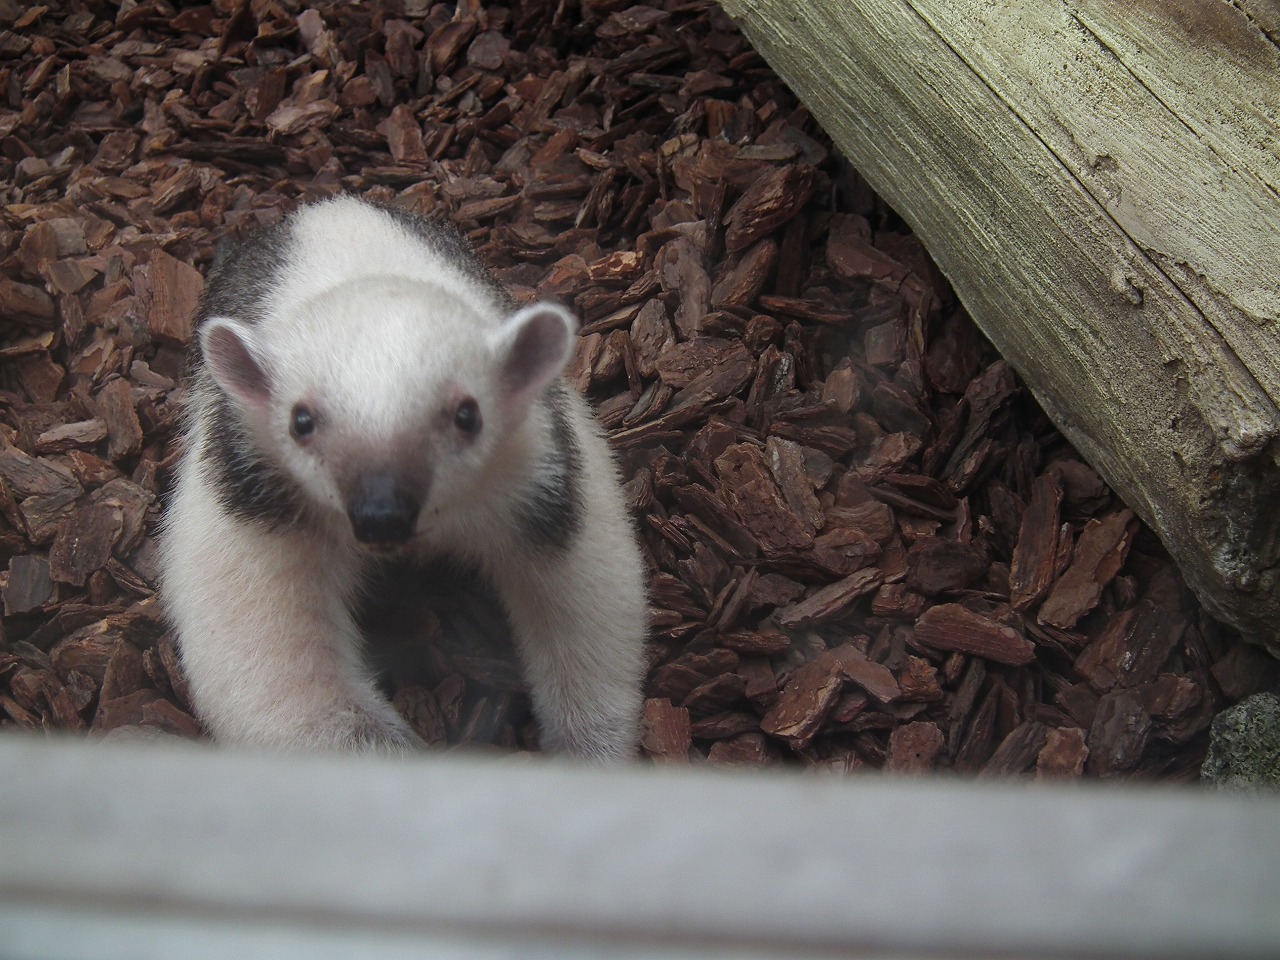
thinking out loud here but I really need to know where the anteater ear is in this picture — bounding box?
[490,302,576,410]
[200,318,273,409]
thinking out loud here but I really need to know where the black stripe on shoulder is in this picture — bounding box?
[199,379,308,529]
[199,216,294,327]
[187,216,303,528]
[181,218,295,386]
[517,381,584,552]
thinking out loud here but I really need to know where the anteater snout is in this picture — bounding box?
[348,473,420,547]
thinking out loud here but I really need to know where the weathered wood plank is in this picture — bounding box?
[0,737,1277,959]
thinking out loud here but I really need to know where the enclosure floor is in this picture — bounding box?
[1,0,1272,779]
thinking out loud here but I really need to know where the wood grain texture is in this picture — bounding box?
[719,0,1280,654]
[2,736,1279,958]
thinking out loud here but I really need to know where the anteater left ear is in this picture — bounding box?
[201,317,273,410]
[490,302,576,410]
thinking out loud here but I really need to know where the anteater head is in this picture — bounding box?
[199,276,575,550]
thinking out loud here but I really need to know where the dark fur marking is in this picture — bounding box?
[182,218,293,391]
[187,215,305,528]
[199,218,293,328]
[357,555,523,691]
[199,371,308,529]
[517,380,584,551]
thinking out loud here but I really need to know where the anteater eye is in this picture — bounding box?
[454,398,482,436]
[290,404,316,441]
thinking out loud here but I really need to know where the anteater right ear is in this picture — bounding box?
[490,302,576,412]
[200,318,272,409]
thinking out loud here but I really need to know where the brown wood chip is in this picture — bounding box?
[145,249,203,346]
[885,720,945,772]
[4,555,54,615]
[829,644,901,703]
[1035,726,1090,779]
[1010,472,1063,609]
[979,721,1049,777]
[1039,510,1137,628]
[914,603,1036,666]
[95,379,144,460]
[49,503,125,588]
[1087,688,1153,777]
[760,652,844,746]
[776,568,884,629]
[640,697,692,763]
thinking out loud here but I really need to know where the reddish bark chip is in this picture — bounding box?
[980,721,1049,777]
[93,689,164,733]
[690,711,759,740]
[35,419,109,454]
[897,655,943,702]
[760,653,844,746]
[681,673,746,715]
[712,238,778,307]
[146,249,203,346]
[48,502,125,587]
[1036,727,1090,779]
[776,568,884,629]
[724,164,815,253]
[829,644,901,704]
[810,526,881,577]
[394,687,449,745]
[707,733,772,767]
[1087,689,1153,776]
[95,378,144,460]
[99,640,148,703]
[885,721,945,772]
[738,658,780,705]
[766,436,824,533]
[3,555,54,615]
[1039,510,1137,628]
[718,631,791,656]
[905,536,990,595]
[914,603,1036,666]
[141,698,204,738]
[1010,472,1063,609]
[1211,642,1280,700]
[1075,601,1185,693]
[0,277,55,322]
[640,698,692,763]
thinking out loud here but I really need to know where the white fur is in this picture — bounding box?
[160,197,647,761]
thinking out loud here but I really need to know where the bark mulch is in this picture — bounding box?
[2,0,1275,779]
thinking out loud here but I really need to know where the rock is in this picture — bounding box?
[1202,693,1280,791]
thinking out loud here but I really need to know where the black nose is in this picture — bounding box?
[348,474,420,546]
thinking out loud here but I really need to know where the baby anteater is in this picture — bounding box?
[160,196,647,761]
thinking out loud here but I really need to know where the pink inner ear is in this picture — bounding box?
[202,320,272,408]
[498,304,574,407]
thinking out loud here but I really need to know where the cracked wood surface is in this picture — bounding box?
[719,0,1280,655]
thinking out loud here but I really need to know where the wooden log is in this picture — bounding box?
[719,0,1280,656]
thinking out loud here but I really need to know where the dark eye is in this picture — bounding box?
[290,404,316,441]
[454,398,482,436]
